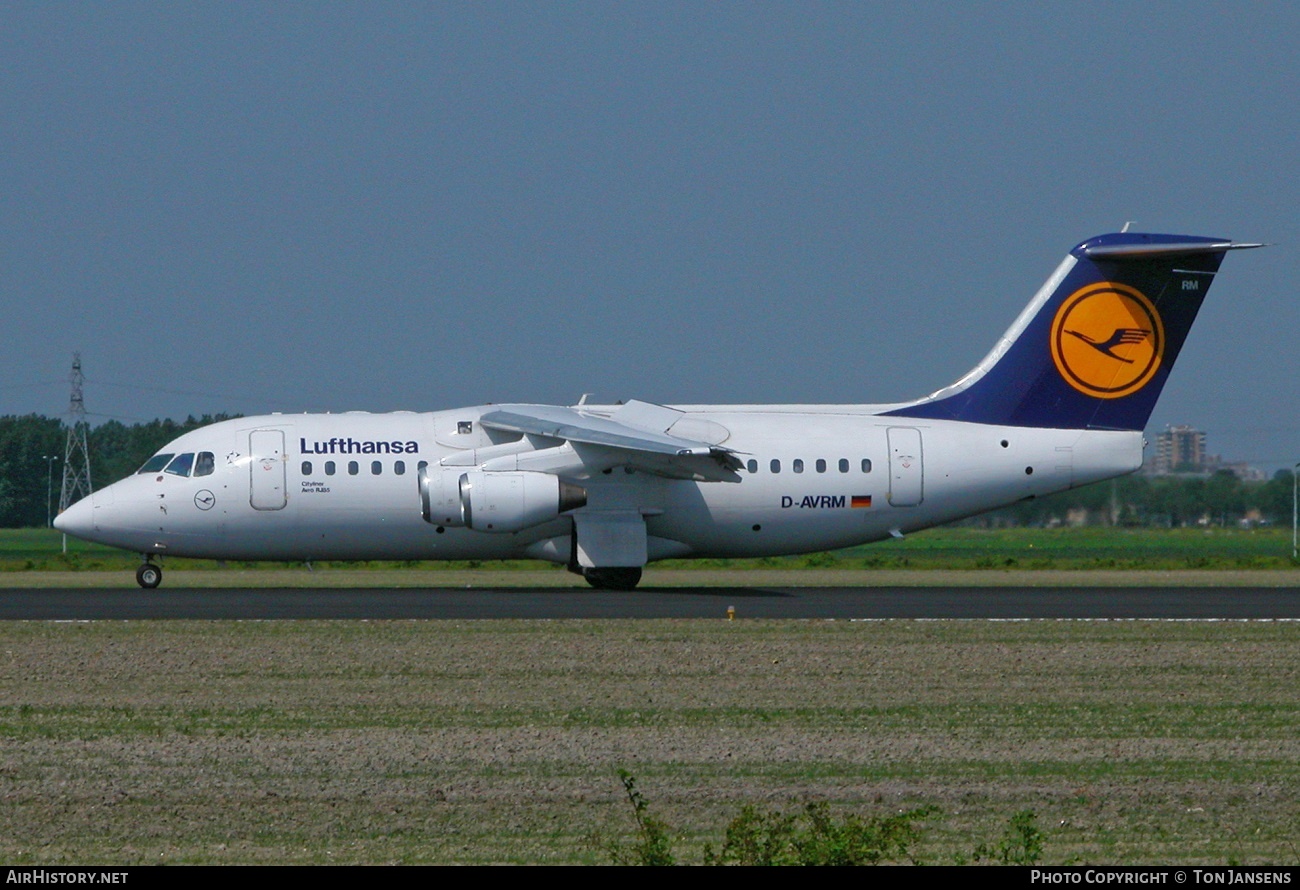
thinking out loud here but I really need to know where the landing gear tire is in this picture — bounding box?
[582,567,642,590]
[136,563,162,589]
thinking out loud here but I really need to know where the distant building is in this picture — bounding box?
[1144,425,1263,479]
[1215,462,1267,482]
[1150,425,1208,474]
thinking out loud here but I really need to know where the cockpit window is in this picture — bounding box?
[164,453,195,477]
[193,452,215,477]
[138,453,174,474]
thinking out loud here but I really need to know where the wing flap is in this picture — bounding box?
[479,402,742,482]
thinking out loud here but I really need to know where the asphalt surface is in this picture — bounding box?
[2,586,1298,620]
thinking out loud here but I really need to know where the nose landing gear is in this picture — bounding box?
[136,560,162,589]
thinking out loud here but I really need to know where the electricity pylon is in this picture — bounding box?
[58,353,93,517]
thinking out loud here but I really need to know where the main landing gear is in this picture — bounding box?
[136,560,162,589]
[566,519,645,590]
[581,567,643,590]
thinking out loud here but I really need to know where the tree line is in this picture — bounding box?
[0,413,1293,529]
[0,414,236,527]
[968,468,1295,529]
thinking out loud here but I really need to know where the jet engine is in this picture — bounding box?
[420,468,586,533]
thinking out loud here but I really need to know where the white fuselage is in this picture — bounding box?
[54,229,1253,589]
[61,405,1142,563]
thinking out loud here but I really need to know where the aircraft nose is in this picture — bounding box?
[53,492,99,539]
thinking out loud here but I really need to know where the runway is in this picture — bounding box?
[2,586,1298,620]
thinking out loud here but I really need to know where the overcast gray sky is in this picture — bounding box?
[2,2,1296,470]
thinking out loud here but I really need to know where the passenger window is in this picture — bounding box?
[746,459,758,474]
[348,461,359,476]
[816,459,826,473]
[862,459,873,473]
[194,452,215,477]
[138,453,174,474]
[301,461,312,476]
[164,453,195,477]
[770,459,781,474]
[394,461,406,476]
[418,460,429,472]
[838,459,849,473]
[325,461,336,476]
[793,459,804,474]
[371,461,382,475]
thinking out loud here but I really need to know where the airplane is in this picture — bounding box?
[54,230,1260,590]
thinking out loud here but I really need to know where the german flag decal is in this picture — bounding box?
[851,495,872,508]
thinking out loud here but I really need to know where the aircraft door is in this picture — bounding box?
[887,427,924,507]
[249,429,288,511]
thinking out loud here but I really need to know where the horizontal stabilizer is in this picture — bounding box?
[1080,240,1265,260]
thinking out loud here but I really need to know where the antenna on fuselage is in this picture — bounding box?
[58,353,94,552]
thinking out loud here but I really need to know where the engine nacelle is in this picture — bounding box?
[421,467,586,533]
[420,466,467,527]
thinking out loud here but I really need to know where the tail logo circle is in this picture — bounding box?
[1050,282,1163,399]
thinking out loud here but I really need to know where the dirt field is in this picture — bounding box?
[1,618,1297,864]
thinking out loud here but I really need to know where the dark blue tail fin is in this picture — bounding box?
[885,232,1261,431]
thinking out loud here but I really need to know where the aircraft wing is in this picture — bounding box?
[479,402,743,482]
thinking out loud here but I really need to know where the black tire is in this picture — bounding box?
[136,563,162,589]
[582,567,642,590]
